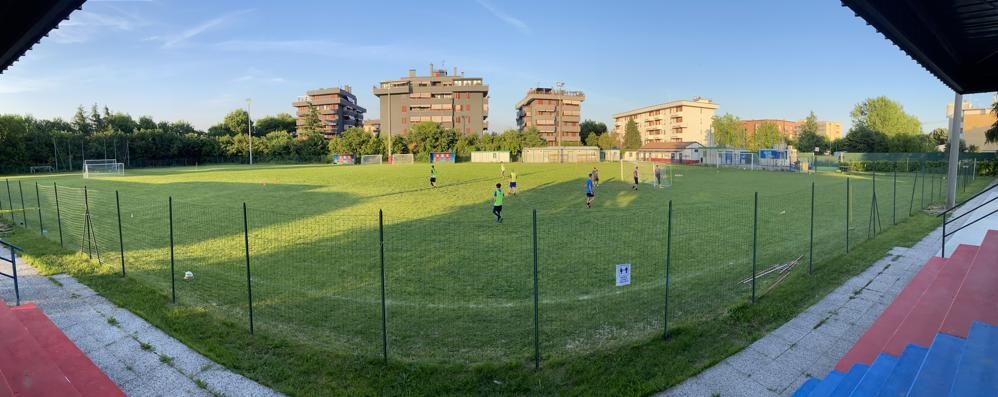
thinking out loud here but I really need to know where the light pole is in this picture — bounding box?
[245,98,254,165]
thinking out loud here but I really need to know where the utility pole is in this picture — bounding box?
[388,90,393,161]
[246,98,254,165]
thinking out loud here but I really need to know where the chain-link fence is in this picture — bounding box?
[2,166,991,367]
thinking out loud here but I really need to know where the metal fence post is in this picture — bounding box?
[809,182,814,274]
[663,200,672,338]
[54,183,63,248]
[243,202,254,335]
[378,209,388,364]
[891,167,898,225]
[169,196,175,304]
[18,181,27,227]
[909,171,917,217]
[5,179,13,223]
[532,209,540,368]
[846,178,850,254]
[10,249,18,306]
[116,191,125,276]
[35,182,43,234]
[920,162,926,209]
[751,192,758,304]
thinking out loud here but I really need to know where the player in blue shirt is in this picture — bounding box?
[585,173,595,208]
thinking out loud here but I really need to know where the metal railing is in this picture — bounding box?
[0,238,22,305]
[940,183,998,258]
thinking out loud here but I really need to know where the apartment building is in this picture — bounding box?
[816,121,843,140]
[292,86,366,138]
[515,86,585,145]
[372,65,488,136]
[613,98,718,145]
[363,119,381,135]
[742,119,799,140]
[948,99,998,152]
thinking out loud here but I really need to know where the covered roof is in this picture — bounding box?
[0,0,84,74]
[638,141,702,150]
[841,0,998,94]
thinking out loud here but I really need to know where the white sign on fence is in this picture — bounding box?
[615,264,631,286]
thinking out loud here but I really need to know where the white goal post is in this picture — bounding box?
[619,160,671,187]
[390,154,414,164]
[360,155,383,165]
[83,159,124,178]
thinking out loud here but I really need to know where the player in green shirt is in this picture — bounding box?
[492,183,504,223]
[430,165,438,187]
[509,170,518,195]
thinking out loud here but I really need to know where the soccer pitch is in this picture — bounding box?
[1,162,952,364]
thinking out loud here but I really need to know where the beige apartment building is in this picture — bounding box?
[948,99,998,152]
[373,65,488,136]
[613,98,719,145]
[292,86,365,138]
[515,87,585,145]
[816,121,843,140]
[363,119,381,135]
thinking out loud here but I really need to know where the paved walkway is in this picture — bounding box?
[0,249,282,397]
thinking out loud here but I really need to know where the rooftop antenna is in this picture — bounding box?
[555,81,565,93]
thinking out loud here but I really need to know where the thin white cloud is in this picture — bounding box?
[48,9,144,44]
[233,68,287,84]
[161,9,253,48]
[215,39,412,61]
[475,0,530,34]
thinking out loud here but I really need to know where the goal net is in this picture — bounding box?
[83,159,124,178]
[390,154,414,164]
[360,155,383,165]
[619,161,671,187]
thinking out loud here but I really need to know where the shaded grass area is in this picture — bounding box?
[2,177,985,395]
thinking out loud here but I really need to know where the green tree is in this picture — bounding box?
[751,123,783,151]
[795,130,829,154]
[968,144,980,153]
[800,111,818,136]
[929,127,948,146]
[584,132,599,147]
[256,113,297,135]
[987,101,998,144]
[138,116,157,130]
[887,133,934,152]
[407,122,458,155]
[843,126,889,152]
[223,109,251,136]
[300,103,322,136]
[71,106,92,135]
[579,119,608,144]
[597,133,614,150]
[623,119,641,150]
[328,127,372,155]
[850,96,922,136]
[521,127,546,148]
[711,113,747,148]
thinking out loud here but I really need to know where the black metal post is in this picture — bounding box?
[116,191,125,276]
[379,209,388,364]
[532,209,540,368]
[11,249,19,306]
[846,178,850,254]
[169,196,175,304]
[18,181,27,227]
[5,179,13,223]
[54,183,63,248]
[751,192,758,304]
[35,182,42,234]
[892,169,896,225]
[243,203,254,334]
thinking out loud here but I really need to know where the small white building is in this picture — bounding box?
[629,142,704,164]
[471,151,511,163]
[521,146,600,163]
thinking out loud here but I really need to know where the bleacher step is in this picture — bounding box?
[830,363,868,396]
[907,333,965,397]
[949,321,998,396]
[792,378,820,397]
[0,300,81,396]
[12,304,124,397]
[807,370,845,397]
[874,344,927,397]
[941,230,998,337]
[848,353,898,397]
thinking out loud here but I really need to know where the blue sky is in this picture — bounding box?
[0,0,994,133]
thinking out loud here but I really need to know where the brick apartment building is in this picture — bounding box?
[741,119,800,140]
[515,86,585,145]
[613,98,718,145]
[292,86,366,138]
[372,65,489,136]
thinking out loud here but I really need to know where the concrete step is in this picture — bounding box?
[948,321,998,396]
[0,300,81,396]
[874,344,928,397]
[830,364,868,396]
[807,370,845,397]
[848,353,898,397]
[12,303,124,397]
[907,332,965,397]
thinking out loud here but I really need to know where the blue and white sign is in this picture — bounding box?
[615,264,631,286]
[759,149,783,159]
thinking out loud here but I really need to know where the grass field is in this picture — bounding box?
[0,161,988,395]
[0,161,965,366]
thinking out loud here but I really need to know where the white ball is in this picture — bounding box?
[184,271,194,280]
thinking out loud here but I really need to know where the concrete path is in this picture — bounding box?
[656,226,944,397]
[0,249,282,397]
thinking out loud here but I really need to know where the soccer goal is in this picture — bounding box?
[83,159,124,178]
[619,161,671,187]
[390,154,414,164]
[360,155,383,165]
